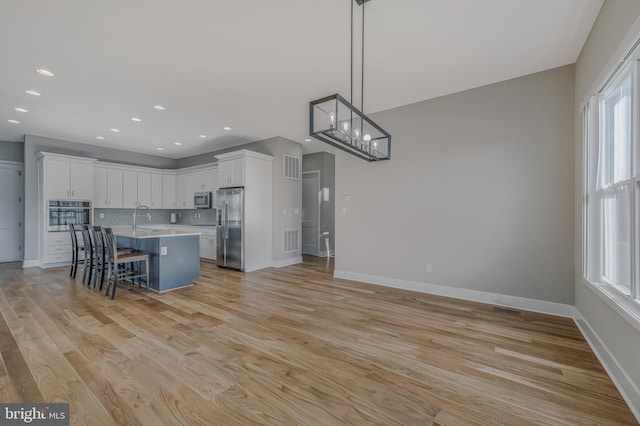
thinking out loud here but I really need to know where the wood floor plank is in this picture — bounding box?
[0,257,636,425]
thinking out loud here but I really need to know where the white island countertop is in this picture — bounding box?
[111,226,204,239]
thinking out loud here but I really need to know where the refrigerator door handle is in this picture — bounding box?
[223,201,229,265]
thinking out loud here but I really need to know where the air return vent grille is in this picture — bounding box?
[284,154,301,180]
[283,229,300,253]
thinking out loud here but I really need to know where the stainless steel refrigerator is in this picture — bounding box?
[216,187,244,271]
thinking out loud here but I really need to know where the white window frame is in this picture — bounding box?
[583,44,640,332]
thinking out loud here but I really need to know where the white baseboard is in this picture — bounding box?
[574,316,640,422]
[22,259,41,268]
[271,257,303,268]
[333,270,578,318]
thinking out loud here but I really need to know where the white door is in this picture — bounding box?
[0,163,22,262]
[302,171,320,256]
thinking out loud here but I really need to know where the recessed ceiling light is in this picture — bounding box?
[36,68,54,77]
[14,107,28,113]
[154,105,165,110]
[157,147,165,151]
[96,136,105,140]
[198,135,206,139]
[223,126,232,131]
[174,142,182,146]
[7,119,20,124]
[131,117,142,122]
[110,128,120,132]
[304,138,311,142]
[25,90,41,96]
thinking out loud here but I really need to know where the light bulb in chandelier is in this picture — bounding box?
[353,128,361,141]
[363,134,371,152]
[328,112,336,129]
[341,120,351,141]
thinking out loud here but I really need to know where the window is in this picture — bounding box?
[584,61,639,302]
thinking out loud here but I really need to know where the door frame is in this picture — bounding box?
[0,160,24,262]
[302,170,321,256]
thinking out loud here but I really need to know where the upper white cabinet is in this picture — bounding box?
[91,161,215,210]
[44,157,94,200]
[150,173,163,209]
[121,171,154,208]
[137,172,151,207]
[94,166,123,207]
[162,174,177,209]
[193,169,214,192]
[176,173,195,209]
[218,157,244,188]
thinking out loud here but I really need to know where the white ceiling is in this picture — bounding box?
[0,0,603,158]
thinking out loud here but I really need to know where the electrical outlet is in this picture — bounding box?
[425,264,432,273]
[161,246,168,256]
[99,213,105,219]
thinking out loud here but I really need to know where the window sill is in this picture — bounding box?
[583,279,640,334]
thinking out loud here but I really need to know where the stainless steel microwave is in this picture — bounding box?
[194,192,212,209]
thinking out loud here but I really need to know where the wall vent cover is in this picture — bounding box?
[283,229,300,253]
[284,154,301,180]
[492,306,521,316]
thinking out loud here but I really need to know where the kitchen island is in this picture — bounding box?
[112,226,201,292]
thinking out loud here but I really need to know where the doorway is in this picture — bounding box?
[302,171,320,256]
[0,162,23,263]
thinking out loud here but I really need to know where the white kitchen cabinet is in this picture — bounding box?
[218,157,244,188]
[122,170,138,208]
[45,157,94,201]
[94,167,123,207]
[193,169,214,191]
[162,174,177,209]
[200,228,216,260]
[176,173,195,209]
[123,171,155,208]
[150,173,163,209]
[137,172,151,207]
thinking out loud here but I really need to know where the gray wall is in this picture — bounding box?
[0,141,24,163]
[178,136,303,263]
[24,134,178,261]
[335,64,575,304]
[574,0,640,407]
[303,152,335,254]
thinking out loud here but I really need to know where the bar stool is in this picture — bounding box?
[79,225,94,285]
[102,227,150,299]
[91,226,107,290]
[68,223,85,278]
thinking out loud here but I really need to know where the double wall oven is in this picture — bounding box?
[47,200,91,231]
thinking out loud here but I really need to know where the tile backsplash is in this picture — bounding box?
[93,208,217,227]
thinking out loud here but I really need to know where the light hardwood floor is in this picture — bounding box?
[0,257,636,425]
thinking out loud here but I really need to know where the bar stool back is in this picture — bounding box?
[68,223,85,278]
[79,225,94,285]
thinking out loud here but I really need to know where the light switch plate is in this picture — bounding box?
[160,246,168,255]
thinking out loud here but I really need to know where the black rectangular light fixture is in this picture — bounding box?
[309,93,391,162]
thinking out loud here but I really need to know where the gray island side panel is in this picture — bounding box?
[116,234,200,291]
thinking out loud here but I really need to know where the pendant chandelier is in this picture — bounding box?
[309,0,391,162]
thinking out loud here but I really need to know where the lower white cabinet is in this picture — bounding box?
[200,228,216,260]
[45,231,72,263]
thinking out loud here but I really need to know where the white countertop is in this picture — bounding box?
[112,226,204,239]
